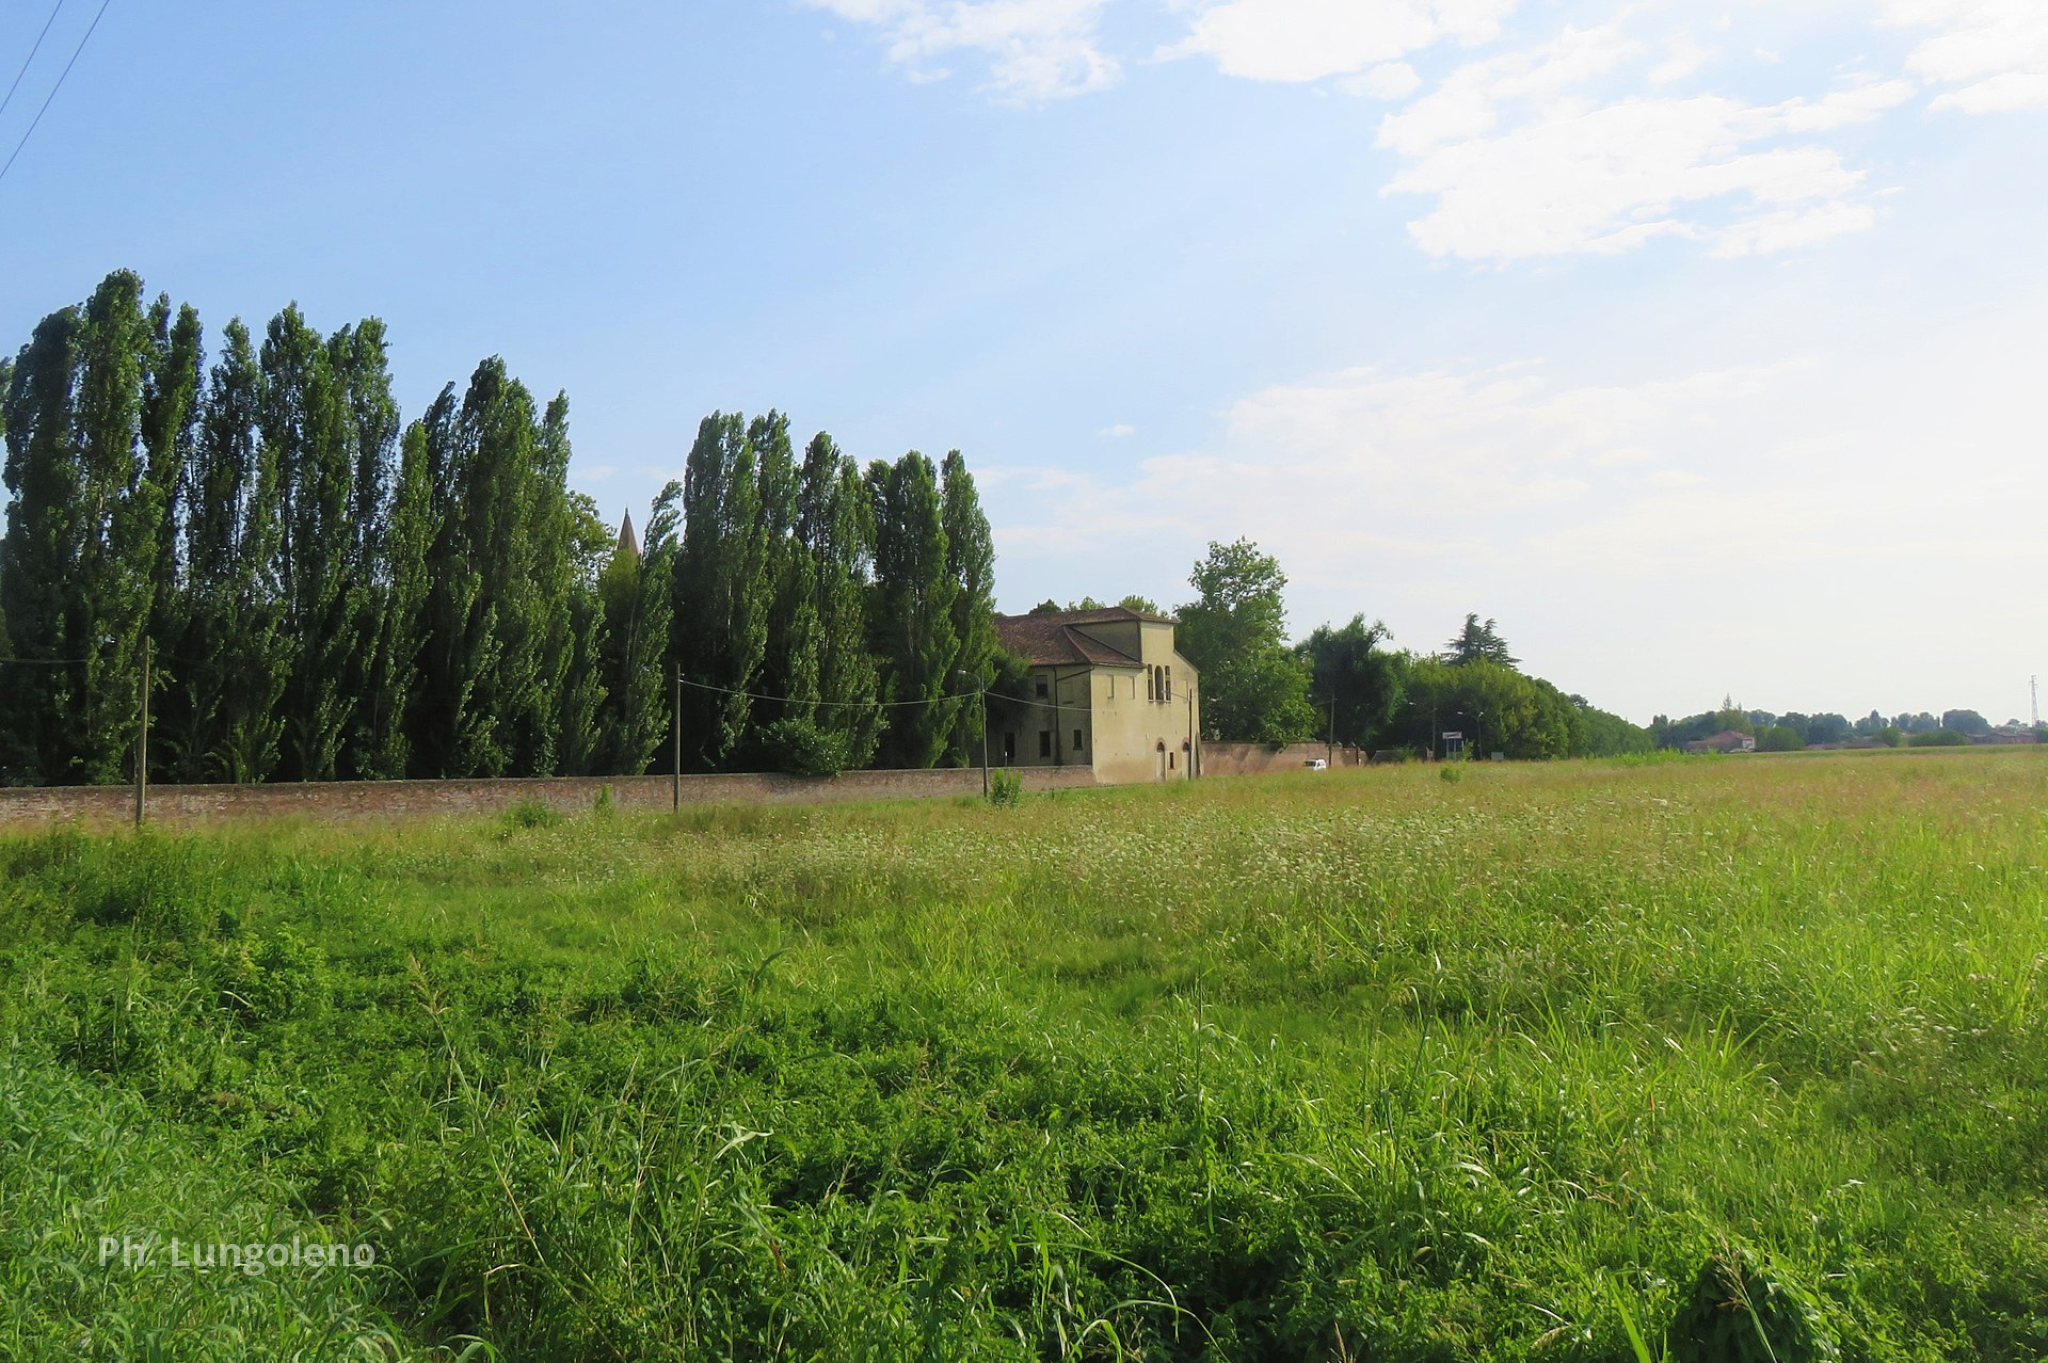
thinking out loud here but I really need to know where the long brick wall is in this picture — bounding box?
[1199,742,1364,776]
[0,766,1101,830]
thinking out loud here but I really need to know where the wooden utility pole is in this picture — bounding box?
[134,638,150,829]
[671,667,682,812]
[979,684,990,799]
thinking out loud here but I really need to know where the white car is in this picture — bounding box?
[1304,758,1328,770]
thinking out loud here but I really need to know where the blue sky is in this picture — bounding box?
[4,0,2045,724]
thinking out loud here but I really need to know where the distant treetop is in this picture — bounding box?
[1443,614,1518,669]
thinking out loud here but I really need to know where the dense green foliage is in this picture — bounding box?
[1,274,997,786]
[1175,538,1318,744]
[3,752,2044,1359]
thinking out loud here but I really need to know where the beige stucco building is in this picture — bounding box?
[987,607,1201,783]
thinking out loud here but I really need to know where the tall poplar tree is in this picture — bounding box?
[414,385,490,778]
[797,434,882,770]
[599,489,676,775]
[139,296,203,778]
[331,320,400,778]
[939,449,996,765]
[0,306,84,783]
[204,321,292,781]
[867,451,957,769]
[71,271,159,784]
[554,484,612,777]
[262,305,364,780]
[672,412,770,769]
[354,418,435,779]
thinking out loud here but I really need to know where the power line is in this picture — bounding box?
[0,0,111,188]
[0,0,66,124]
[670,673,983,711]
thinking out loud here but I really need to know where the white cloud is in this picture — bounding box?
[808,0,1119,102]
[1375,24,1914,260]
[1161,0,1518,83]
[1099,422,1137,437]
[1647,33,1711,87]
[1340,61,1425,101]
[1883,0,2048,112]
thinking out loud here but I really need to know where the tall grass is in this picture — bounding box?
[1,750,2044,1359]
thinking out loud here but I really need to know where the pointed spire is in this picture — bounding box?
[617,509,640,561]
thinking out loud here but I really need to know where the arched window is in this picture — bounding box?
[1165,666,1172,702]
[1146,668,1154,701]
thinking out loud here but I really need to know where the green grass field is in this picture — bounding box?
[2,750,2045,1361]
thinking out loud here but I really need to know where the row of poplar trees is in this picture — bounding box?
[0,271,1000,787]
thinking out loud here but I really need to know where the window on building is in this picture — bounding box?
[1003,733,1016,763]
[1035,675,1049,699]
[1165,666,1172,701]
[1073,728,1084,751]
[1106,677,1114,701]
[1146,669,1154,701]
[1169,751,1176,770]
[1039,730,1052,757]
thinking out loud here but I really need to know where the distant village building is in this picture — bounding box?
[989,607,1201,783]
[1684,730,1757,754]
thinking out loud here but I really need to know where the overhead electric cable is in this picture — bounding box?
[0,0,66,124]
[0,0,111,188]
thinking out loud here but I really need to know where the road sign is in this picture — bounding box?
[1441,731,1462,740]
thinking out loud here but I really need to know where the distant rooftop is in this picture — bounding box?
[993,606,1174,667]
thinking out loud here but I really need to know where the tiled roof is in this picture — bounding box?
[995,611,1147,667]
[1036,606,1176,626]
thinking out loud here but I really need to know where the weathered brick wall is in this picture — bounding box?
[0,766,1100,830]
[1199,742,1363,777]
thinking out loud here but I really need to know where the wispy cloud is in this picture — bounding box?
[806,0,1119,102]
[1159,0,1518,83]
[1375,21,1915,260]
[1882,0,2048,113]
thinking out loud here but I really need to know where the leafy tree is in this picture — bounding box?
[1803,713,1853,746]
[1757,725,1805,752]
[1402,656,1572,759]
[1909,728,1968,748]
[1940,708,1990,736]
[867,452,958,768]
[1175,539,1315,744]
[1442,613,1518,669]
[1295,615,1403,749]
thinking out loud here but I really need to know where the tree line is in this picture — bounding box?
[1653,703,2044,751]
[1083,538,1654,760]
[0,272,998,787]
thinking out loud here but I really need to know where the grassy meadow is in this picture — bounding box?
[2,749,2045,1361]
